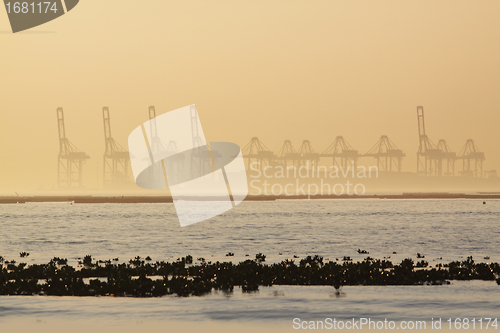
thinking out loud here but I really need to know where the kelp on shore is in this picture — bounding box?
[0,255,499,297]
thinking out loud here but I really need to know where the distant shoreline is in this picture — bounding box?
[1,193,500,204]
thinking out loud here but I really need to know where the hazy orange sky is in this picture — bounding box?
[1,0,500,193]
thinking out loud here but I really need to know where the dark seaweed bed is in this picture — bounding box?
[0,254,499,297]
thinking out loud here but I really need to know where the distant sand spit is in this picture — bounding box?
[1,193,500,204]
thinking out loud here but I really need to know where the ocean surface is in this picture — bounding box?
[0,199,499,324]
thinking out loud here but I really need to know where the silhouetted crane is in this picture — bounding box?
[102,107,130,188]
[148,106,169,155]
[242,137,275,170]
[57,108,90,188]
[364,135,405,172]
[437,139,456,176]
[278,140,301,168]
[458,139,485,177]
[416,106,443,176]
[298,140,320,169]
[320,136,359,169]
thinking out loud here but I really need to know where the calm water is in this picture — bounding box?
[0,199,499,323]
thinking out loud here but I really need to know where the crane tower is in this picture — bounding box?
[416,106,443,176]
[57,108,90,188]
[102,107,131,188]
